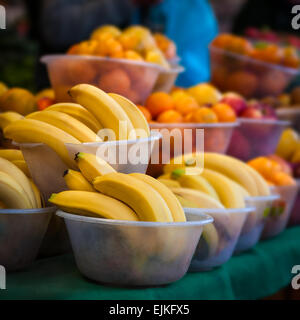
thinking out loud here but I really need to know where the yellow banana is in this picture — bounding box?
[200,169,245,208]
[171,187,224,209]
[108,93,150,138]
[171,168,220,201]
[244,165,270,196]
[69,84,136,140]
[26,110,101,143]
[0,157,36,208]
[63,169,95,192]
[12,160,31,178]
[49,190,138,221]
[4,118,80,169]
[0,111,23,130]
[130,173,186,222]
[203,153,258,196]
[75,152,115,183]
[157,178,181,189]
[93,172,174,222]
[0,171,32,209]
[46,103,102,133]
[0,149,24,161]
[29,179,42,208]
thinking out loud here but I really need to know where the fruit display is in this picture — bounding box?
[210,34,299,98]
[67,25,176,67]
[156,152,276,269]
[248,155,298,238]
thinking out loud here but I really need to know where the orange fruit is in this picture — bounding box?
[183,112,194,123]
[137,105,152,122]
[212,103,236,122]
[272,171,296,186]
[173,93,199,116]
[190,107,218,123]
[145,92,174,118]
[187,83,222,106]
[124,50,144,61]
[154,33,177,60]
[77,40,98,55]
[157,110,183,123]
[90,25,121,41]
[94,38,123,58]
[67,43,81,55]
[98,69,131,94]
[247,157,282,180]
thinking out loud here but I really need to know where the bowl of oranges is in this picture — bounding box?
[210,34,300,99]
[142,84,238,176]
[42,25,182,104]
[248,155,299,239]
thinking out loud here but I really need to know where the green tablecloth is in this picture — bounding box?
[1,226,300,300]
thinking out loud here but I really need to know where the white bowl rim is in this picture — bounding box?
[56,210,213,227]
[244,194,280,202]
[150,122,238,129]
[0,206,56,215]
[184,207,255,214]
[238,118,290,126]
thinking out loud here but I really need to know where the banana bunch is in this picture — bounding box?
[49,152,186,222]
[0,151,42,209]
[159,152,271,210]
[2,84,150,168]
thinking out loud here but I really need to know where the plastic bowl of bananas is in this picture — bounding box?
[0,207,54,271]
[185,207,253,271]
[234,194,279,254]
[56,210,213,286]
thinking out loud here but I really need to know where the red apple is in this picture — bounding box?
[227,130,251,161]
[220,92,247,116]
[37,97,55,111]
[240,106,263,119]
[245,27,261,40]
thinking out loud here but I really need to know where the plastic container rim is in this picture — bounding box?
[276,107,300,115]
[184,206,255,214]
[40,54,180,73]
[150,122,239,129]
[0,206,56,215]
[56,209,213,227]
[209,45,300,75]
[238,118,290,126]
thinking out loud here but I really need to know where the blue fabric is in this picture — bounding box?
[149,0,218,87]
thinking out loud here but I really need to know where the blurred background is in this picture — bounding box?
[1,0,300,90]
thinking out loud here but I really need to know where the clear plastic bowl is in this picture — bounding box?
[153,65,184,93]
[289,179,300,226]
[185,207,252,271]
[262,184,299,239]
[210,46,299,98]
[227,119,289,161]
[0,207,54,271]
[276,107,300,132]
[234,194,279,254]
[19,132,161,257]
[56,210,213,286]
[41,54,163,104]
[147,122,238,177]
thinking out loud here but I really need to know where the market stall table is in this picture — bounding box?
[1,226,300,300]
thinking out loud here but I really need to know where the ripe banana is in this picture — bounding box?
[130,173,186,222]
[175,194,198,208]
[163,153,202,173]
[69,84,136,140]
[0,156,36,208]
[171,187,224,209]
[157,178,181,189]
[171,169,220,201]
[0,171,32,209]
[203,153,258,196]
[26,110,101,143]
[12,160,31,178]
[29,179,42,208]
[200,169,245,208]
[0,111,23,130]
[63,169,95,192]
[49,190,139,221]
[75,152,116,183]
[0,149,24,161]
[108,93,150,138]
[93,172,174,222]
[4,118,80,169]
[46,103,102,133]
